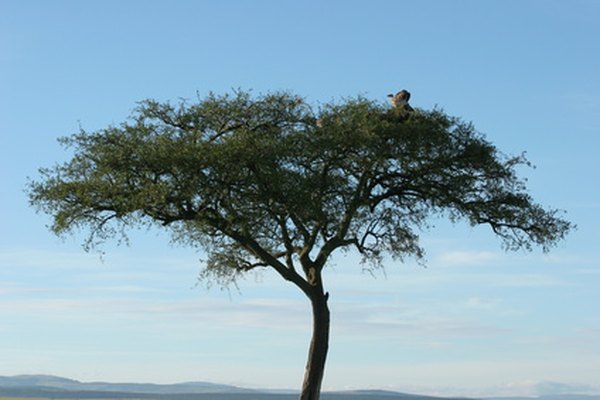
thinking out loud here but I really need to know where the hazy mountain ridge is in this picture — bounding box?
[1,375,600,400]
[489,397,600,400]
[0,374,255,394]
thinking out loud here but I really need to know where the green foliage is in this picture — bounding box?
[28,90,572,290]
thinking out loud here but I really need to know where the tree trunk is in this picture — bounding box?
[299,291,330,400]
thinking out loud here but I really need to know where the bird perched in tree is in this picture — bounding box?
[387,90,414,112]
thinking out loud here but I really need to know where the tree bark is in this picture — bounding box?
[299,290,330,400]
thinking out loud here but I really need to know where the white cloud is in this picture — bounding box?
[492,273,570,288]
[0,293,312,333]
[0,247,103,270]
[93,285,166,294]
[0,285,50,295]
[435,250,499,267]
[328,299,508,339]
[462,296,501,310]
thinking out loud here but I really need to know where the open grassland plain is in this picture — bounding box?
[0,397,402,400]
[0,396,303,400]
[0,394,432,400]
[1,398,47,400]
[0,398,65,400]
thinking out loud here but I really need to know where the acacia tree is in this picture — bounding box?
[29,90,571,400]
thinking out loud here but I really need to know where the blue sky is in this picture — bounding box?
[1,0,599,396]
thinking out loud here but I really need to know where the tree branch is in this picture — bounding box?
[225,228,312,295]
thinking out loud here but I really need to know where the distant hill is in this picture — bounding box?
[0,374,255,394]
[0,375,413,399]
[489,396,600,400]
[1,375,599,400]
[0,374,80,388]
[0,374,454,400]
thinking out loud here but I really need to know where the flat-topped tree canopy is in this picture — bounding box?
[29,90,571,278]
[28,89,572,400]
